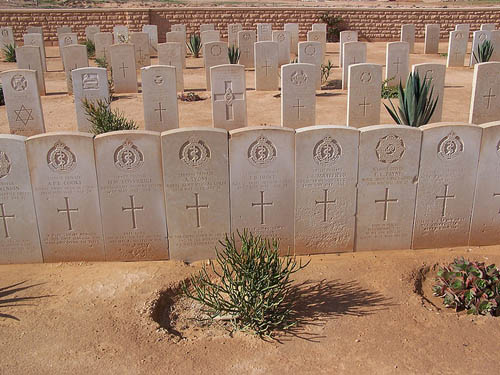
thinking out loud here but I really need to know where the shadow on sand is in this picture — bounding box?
[0,281,51,321]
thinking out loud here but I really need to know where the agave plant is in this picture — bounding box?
[187,33,202,58]
[473,40,494,64]
[384,71,438,127]
[2,44,16,62]
[83,38,95,58]
[228,45,240,64]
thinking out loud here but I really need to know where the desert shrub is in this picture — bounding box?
[82,98,138,135]
[178,92,204,102]
[182,231,309,338]
[0,84,4,106]
[2,44,16,62]
[228,45,240,64]
[319,13,345,42]
[187,33,202,58]
[433,258,500,316]
[473,40,494,64]
[321,60,334,83]
[289,57,298,64]
[381,77,399,99]
[83,38,95,57]
[95,56,109,69]
[117,33,129,44]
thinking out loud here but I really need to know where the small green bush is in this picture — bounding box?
[319,13,345,42]
[228,45,240,64]
[187,33,202,58]
[95,56,109,69]
[83,38,95,57]
[82,98,138,135]
[473,40,494,64]
[2,44,16,62]
[321,60,334,84]
[381,77,399,99]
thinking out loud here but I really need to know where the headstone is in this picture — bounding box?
[228,23,243,48]
[0,27,15,50]
[58,32,77,69]
[162,128,230,262]
[71,67,109,133]
[339,31,358,67]
[62,44,88,95]
[15,46,46,96]
[200,24,215,33]
[166,31,187,68]
[491,30,500,61]
[237,30,256,68]
[257,23,272,42]
[298,41,322,89]
[284,23,299,56]
[94,131,168,261]
[455,24,470,33]
[85,26,100,43]
[110,43,137,94]
[23,33,47,72]
[26,132,105,262]
[424,24,440,54]
[129,32,151,68]
[229,126,295,252]
[469,62,500,124]
[295,126,359,254]
[0,69,45,136]
[94,32,113,62]
[307,30,326,61]
[342,41,367,90]
[413,123,482,249]
[113,25,129,44]
[142,25,159,56]
[470,30,492,66]
[272,30,291,66]
[401,24,415,54]
[203,41,229,90]
[201,30,220,46]
[481,24,496,31]
[347,63,382,128]
[157,42,184,92]
[281,63,316,128]
[141,65,179,132]
[171,24,186,33]
[385,41,410,87]
[412,63,446,123]
[26,26,43,36]
[0,135,42,264]
[446,30,468,67]
[312,23,327,32]
[56,26,72,36]
[210,64,247,130]
[254,41,279,91]
[356,125,422,251]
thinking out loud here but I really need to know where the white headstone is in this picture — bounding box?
[85,26,100,43]
[470,30,492,66]
[113,25,129,44]
[15,45,46,96]
[257,23,272,42]
[481,24,496,31]
[339,31,358,67]
[401,24,415,54]
[94,32,113,62]
[142,25,159,56]
[254,41,279,91]
[171,24,186,33]
[412,63,446,123]
[200,24,215,33]
[385,41,410,87]
[342,41,367,90]
[347,63,382,128]
[166,31,187,68]
[157,42,184,92]
[203,41,229,91]
[129,32,151,69]
[272,30,291,66]
[109,43,138,94]
[228,23,243,48]
[281,63,316,128]
[469,62,500,124]
[307,30,326,62]
[312,23,327,32]
[62,44,88,95]
[237,30,256,68]
[23,33,47,72]
[0,27,15,50]
[58,32,77,69]
[56,26,72,36]
[201,30,220,46]
[284,23,299,56]
[424,24,440,54]
[446,30,468,67]
[298,41,322,90]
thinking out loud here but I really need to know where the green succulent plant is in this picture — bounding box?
[381,77,399,99]
[2,44,16,62]
[83,98,138,135]
[187,33,202,58]
[83,38,95,58]
[228,45,240,64]
[473,39,494,64]
[321,60,334,83]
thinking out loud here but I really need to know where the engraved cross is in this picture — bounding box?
[375,187,398,221]
[213,80,244,121]
[57,197,79,231]
[436,184,455,217]
[315,189,336,222]
[393,57,402,74]
[0,203,15,238]
[119,62,128,78]
[359,97,371,116]
[293,98,305,120]
[262,59,272,76]
[483,88,496,109]
[155,102,167,122]
[122,195,143,229]
[252,191,273,225]
[186,193,209,228]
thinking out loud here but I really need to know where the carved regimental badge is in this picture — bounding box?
[179,138,211,167]
[0,151,11,179]
[376,134,406,163]
[437,132,464,160]
[11,74,27,91]
[47,141,77,173]
[290,70,308,86]
[82,73,99,90]
[248,135,277,167]
[114,140,144,171]
[313,136,341,166]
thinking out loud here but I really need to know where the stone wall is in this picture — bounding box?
[0,7,499,44]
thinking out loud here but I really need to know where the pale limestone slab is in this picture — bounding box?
[201,30,220,46]
[307,30,326,61]
[56,26,72,36]
[237,30,256,68]
[342,41,367,90]
[26,132,105,262]
[62,44,88,95]
[113,25,129,44]
[254,41,279,91]
[229,126,295,252]
[58,32,77,64]
[162,127,230,262]
[72,67,109,133]
[424,24,440,54]
[94,131,168,261]
[26,26,43,35]
[166,31,186,68]
[171,24,186,33]
[0,69,45,136]
[200,24,215,33]
[23,33,47,72]
[339,31,358,67]
[157,42,184,92]
[110,43,138,94]
[481,24,496,31]
[413,123,482,249]
[129,32,151,69]
[401,24,415,53]
[470,30,491,66]
[94,32,113,61]
[15,45,46,96]
[298,41,322,90]
[142,25,158,55]
[356,125,422,251]
[295,126,359,254]
[312,23,327,32]
[272,30,291,66]
[141,65,179,132]
[347,63,382,128]
[210,64,247,130]
[203,41,229,90]
[228,23,242,48]
[491,30,500,61]
[284,23,299,56]
[0,27,15,49]
[386,41,409,87]
[85,26,100,43]
[447,30,468,67]
[281,63,316,128]
[0,135,42,264]
[455,24,470,33]
[257,23,272,42]
[469,62,500,124]
[412,63,446,123]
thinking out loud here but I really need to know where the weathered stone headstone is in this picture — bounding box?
[109,43,138,94]
[94,131,168,261]
[0,135,42,264]
[94,32,113,61]
[281,63,316,128]
[455,24,470,33]
[413,123,482,249]
[129,32,151,68]
[298,41,322,89]
[26,26,43,35]
[15,46,46,96]
[0,69,45,136]
[171,24,186,33]
[295,126,359,254]
[254,41,279,91]
[56,26,72,36]
[312,23,327,32]
[200,24,215,33]
[347,63,382,128]
[257,23,272,42]
[356,125,422,251]
[58,32,77,69]
[162,128,230,262]
[23,33,47,72]
[166,31,187,68]
[62,44,88,95]
[400,24,415,53]
[412,63,446,123]
[85,26,100,43]
[342,41,367,90]
[237,30,256,68]
[229,126,295,252]
[210,64,247,130]
[142,25,158,56]
[339,31,358,67]
[307,30,326,61]
[203,41,229,90]
[386,41,409,87]
[470,30,492,66]
[26,132,105,262]
[446,30,468,67]
[481,24,496,31]
[201,30,220,46]
[272,30,291,66]
[0,27,15,50]
[113,25,129,44]
[71,67,109,133]
[157,42,184,92]
[469,62,500,124]
[284,23,299,56]
[228,23,243,48]
[141,65,179,132]
[424,24,440,54]
[491,30,500,61]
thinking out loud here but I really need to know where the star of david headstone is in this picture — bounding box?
[14,104,34,126]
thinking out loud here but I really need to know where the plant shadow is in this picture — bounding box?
[0,281,52,321]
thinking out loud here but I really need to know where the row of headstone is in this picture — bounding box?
[3,122,500,264]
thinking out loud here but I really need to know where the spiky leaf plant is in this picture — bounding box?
[228,45,240,64]
[433,258,500,316]
[2,44,16,62]
[321,60,334,83]
[187,33,202,58]
[0,84,4,106]
[473,40,494,64]
[83,38,95,57]
[82,98,138,135]
[381,77,399,99]
[384,71,438,127]
[182,231,309,338]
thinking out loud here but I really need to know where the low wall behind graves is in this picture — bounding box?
[0,7,500,43]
